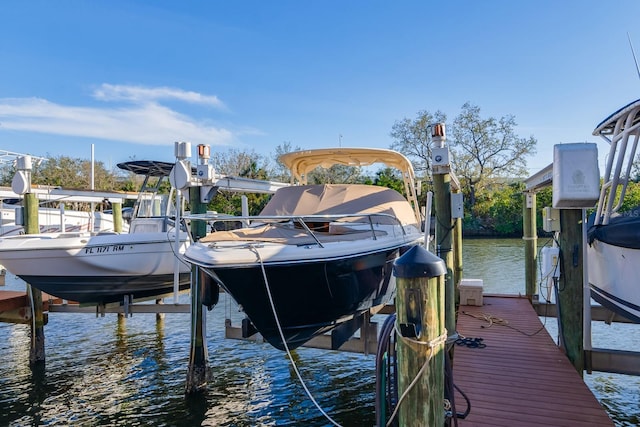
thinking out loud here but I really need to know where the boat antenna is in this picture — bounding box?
[627,32,640,82]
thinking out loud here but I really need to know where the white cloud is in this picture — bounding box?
[0,89,235,147]
[93,84,226,108]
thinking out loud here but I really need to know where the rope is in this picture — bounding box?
[461,310,546,337]
[250,246,342,427]
[460,311,509,328]
[385,328,448,427]
[395,328,448,349]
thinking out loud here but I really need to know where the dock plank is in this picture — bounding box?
[453,296,614,426]
[0,290,28,312]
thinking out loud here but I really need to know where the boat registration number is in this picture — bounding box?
[84,244,126,254]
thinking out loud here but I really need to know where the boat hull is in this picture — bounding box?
[0,232,190,304]
[204,245,409,350]
[588,239,640,323]
[18,273,190,304]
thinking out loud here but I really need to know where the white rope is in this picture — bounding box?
[386,327,448,427]
[395,328,448,348]
[250,246,343,427]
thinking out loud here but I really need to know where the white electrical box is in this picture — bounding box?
[541,246,560,279]
[540,246,560,303]
[552,143,600,208]
[432,147,450,166]
[451,193,464,218]
[542,207,560,232]
[197,164,215,181]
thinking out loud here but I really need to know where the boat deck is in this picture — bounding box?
[452,295,613,426]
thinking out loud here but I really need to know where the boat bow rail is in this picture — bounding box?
[593,99,640,225]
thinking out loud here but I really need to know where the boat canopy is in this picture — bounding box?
[279,148,415,184]
[260,184,419,226]
[117,160,180,177]
[278,148,421,223]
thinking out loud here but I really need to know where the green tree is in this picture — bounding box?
[373,167,405,194]
[307,164,362,184]
[487,182,525,235]
[389,109,447,178]
[212,148,267,177]
[272,141,301,183]
[0,155,120,191]
[207,149,272,215]
[450,102,537,210]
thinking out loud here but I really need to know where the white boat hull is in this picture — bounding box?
[588,239,640,323]
[0,231,190,303]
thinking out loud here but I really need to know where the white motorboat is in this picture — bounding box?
[0,160,190,304]
[184,148,424,350]
[588,99,640,323]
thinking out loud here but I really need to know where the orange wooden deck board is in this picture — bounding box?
[453,296,614,427]
[0,290,63,313]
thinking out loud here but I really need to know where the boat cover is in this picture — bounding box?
[588,214,640,249]
[259,184,418,226]
[200,223,387,244]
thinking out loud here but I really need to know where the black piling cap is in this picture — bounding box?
[393,245,446,279]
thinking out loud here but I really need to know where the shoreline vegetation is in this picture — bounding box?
[3,153,640,239]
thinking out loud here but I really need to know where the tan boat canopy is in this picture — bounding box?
[200,183,414,245]
[260,184,418,226]
[278,148,421,223]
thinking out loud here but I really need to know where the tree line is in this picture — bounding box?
[4,102,633,237]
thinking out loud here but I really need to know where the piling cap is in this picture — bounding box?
[393,245,446,278]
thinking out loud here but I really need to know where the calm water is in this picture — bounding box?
[0,238,638,426]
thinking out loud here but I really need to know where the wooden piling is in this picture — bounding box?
[433,173,456,339]
[111,202,123,233]
[557,208,584,374]
[453,215,463,297]
[523,192,538,299]
[393,245,447,427]
[185,186,209,394]
[24,192,45,365]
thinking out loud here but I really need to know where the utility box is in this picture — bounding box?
[459,278,483,306]
[451,193,464,218]
[552,143,600,208]
[542,207,560,232]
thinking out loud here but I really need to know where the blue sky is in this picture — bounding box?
[1,1,639,175]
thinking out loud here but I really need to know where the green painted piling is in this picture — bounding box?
[185,186,209,394]
[24,193,45,365]
[433,173,456,340]
[393,245,447,427]
[523,192,538,300]
[557,209,584,374]
[112,202,123,233]
[453,214,463,299]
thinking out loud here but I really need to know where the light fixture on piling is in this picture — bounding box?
[11,155,32,195]
[431,123,446,148]
[196,144,214,181]
[431,123,450,173]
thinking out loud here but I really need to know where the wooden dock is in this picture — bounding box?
[0,289,53,323]
[452,295,614,426]
[0,290,189,324]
